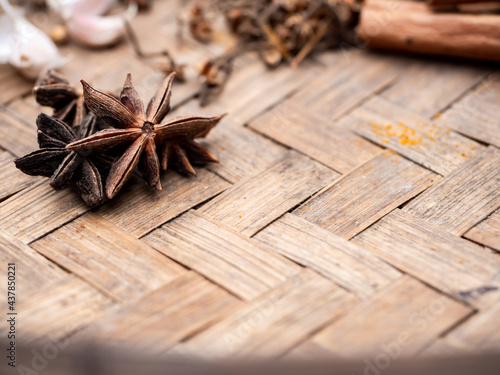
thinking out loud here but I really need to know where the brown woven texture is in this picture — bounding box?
[0,0,499,367]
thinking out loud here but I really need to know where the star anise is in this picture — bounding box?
[66,72,224,199]
[15,113,105,207]
[34,70,87,127]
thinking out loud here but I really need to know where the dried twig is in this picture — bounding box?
[125,20,186,81]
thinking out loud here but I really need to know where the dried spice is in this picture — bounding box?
[187,0,360,104]
[16,70,224,206]
[198,41,266,106]
[370,122,423,147]
[49,24,70,46]
[34,70,87,127]
[224,0,358,62]
[14,113,105,207]
[189,5,213,43]
[67,72,224,199]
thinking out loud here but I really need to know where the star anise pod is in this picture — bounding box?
[33,70,87,127]
[66,72,224,199]
[14,113,105,207]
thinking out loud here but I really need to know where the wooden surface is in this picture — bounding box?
[0,0,499,370]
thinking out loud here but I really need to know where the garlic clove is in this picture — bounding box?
[47,0,116,19]
[0,17,11,63]
[66,3,137,48]
[0,1,69,80]
[72,0,116,15]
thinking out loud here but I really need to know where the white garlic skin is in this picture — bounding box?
[48,0,116,19]
[0,2,68,80]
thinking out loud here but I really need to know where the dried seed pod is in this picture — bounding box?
[275,24,295,51]
[15,113,105,207]
[278,0,298,13]
[294,0,311,12]
[260,47,282,68]
[200,60,225,86]
[195,0,360,103]
[198,56,233,107]
[199,59,213,78]
[34,70,89,127]
[189,5,213,43]
[237,17,261,40]
[297,20,314,41]
[226,8,243,33]
[285,13,305,29]
[50,25,69,45]
[68,73,224,198]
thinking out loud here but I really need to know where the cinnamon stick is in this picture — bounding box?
[357,0,500,62]
[428,0,500,6]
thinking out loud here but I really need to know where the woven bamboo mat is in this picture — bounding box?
[0,0,499,369]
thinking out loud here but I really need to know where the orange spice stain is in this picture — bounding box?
[370,121,423,147]
[297,206,312,214]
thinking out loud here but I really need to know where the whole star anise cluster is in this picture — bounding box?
[15,70,224,206]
